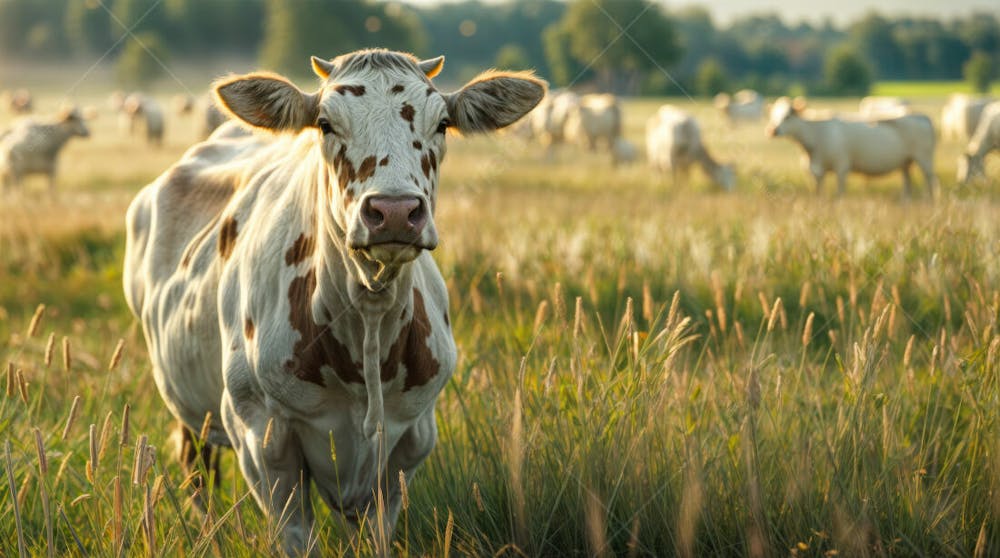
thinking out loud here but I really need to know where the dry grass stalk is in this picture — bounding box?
[133,434,149,485]
[553,282,567,325]
[443,509,455,558]
[532,300,549,337]
[44,333,55,367]
[54,450,74,488]
[33,427,48,474]
[87,423,97,482]
[5,440,28,557]
[144,484,156,555]
[108,338,125,371]
[62,336,72,373]
[62,395,81,441]
[199,411,212,441]
[472,481,484,512]
[113,475,123,553]
[398,470,409,511]
[27,304,45,337]
[97,410,114,461]
[585,490,609,558]
[263,417,275,449]
[802,312,815,348]
[573,297,584,340]
[767,298,783,333]
[16,369,28,404]
[6,362,15,398]
[120,404,131,446]
[642,281,654,324]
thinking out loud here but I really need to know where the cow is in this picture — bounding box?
[122,93,165,146]
[714,89,764,125]
[858,96,910,119]
[941,94,992,141]
[767,97,937,197]
[4,89,33,114]
[646,105,734,191]
[530,89,580,151]
[122,48,544,556]
[565,93,630,164]
[0,107,90,193]
[957,101,1000,184]
[201,101,228,139]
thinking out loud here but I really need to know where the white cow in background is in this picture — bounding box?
[646,105,734,191]
[858,96,910,118]
[531,89,580,151]
[122,93,165,147]
[565,93,634,164]
[941,94,992,141]
[767,97,937,197]
[957,101,1000,184]
[715,89,764,125]
[0,107,90,193]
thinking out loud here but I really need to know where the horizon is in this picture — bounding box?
[396,0,1000,26]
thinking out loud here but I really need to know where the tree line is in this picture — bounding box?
[1,0,996,95]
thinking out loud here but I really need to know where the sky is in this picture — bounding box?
[398,0,999,25]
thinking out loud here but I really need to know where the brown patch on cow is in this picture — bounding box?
[218,217,239,260]
[357,155,378,183]
[411,174,421,188]
[379,156,389,167]
[334,145,356,191]
[381,289,441,391]
[285,233,315,266]
[428,150,438,173]
[443,311,450,327]
[344,188,355,207]
[391,84,405,94]
[420,154,431,178]
[288,269,363,386]
[426,87,434,97]
[335,84,366,96]
[244,318,255,341]
[412,140,422,150]
[400,103,416,132]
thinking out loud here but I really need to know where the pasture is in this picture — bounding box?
[1,86,998,557]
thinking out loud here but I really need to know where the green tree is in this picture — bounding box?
[850,12,905,79]
[824,45,873,96]
[964,51,994,93]
[496,44,530,70]
[550,0,681,93]
[116,31,169,87]
[695,58,727,97]
[64,0,114,54]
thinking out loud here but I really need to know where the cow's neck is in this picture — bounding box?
[311,151,413,440]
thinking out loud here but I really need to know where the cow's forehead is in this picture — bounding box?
[318,66,447,126]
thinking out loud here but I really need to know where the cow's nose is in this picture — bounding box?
[361,196,427,238]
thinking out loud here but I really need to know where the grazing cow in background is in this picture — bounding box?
[122,93,165,146]
[767,97,937,197]
[957,101,1000,184]
[173,93,196,116]
[0,107,89,193]
[201,102,228,139]
[4,89,33,114]
[646,105,734,191]
[123,48,544,556]
[858,96,910,118]
[565,93,631,164]
[941,94,992,141]
[714,89,764,125]
[531,89,580,152]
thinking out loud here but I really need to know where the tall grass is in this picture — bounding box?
[0,95,998,556]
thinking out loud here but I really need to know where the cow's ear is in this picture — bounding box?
[213,72,319,133]
[444,70,546,134]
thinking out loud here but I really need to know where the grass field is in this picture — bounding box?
[1,88,999,557]
[873,80,1000,99]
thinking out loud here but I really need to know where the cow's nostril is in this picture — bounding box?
[362,200,385,229]
[408,202,426,227]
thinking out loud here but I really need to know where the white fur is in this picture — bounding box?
[646,105,734,191]
[958,100,1000,184]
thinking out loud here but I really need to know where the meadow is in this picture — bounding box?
[0,85,998,557]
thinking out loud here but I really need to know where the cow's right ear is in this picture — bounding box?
[213,72,319,133]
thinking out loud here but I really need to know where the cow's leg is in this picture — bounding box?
[173,420,221,510]
[915,157,937,199]
[900,162,914,199]
[812,171,825,195]
[375,410,438,553]
[221,389,316,557]
[835,170,848,197]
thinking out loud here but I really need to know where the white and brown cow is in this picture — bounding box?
[123,49,544,555]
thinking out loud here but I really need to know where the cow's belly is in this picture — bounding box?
[142,270,226,436]
[846,128,907,175]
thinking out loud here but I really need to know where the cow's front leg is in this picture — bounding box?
[380,409,438,539]
[221,388,316,557]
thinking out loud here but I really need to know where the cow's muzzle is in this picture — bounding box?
[349,195,437,252]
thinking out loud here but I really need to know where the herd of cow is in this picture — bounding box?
[514,87,998,195]
[0,81,998,197]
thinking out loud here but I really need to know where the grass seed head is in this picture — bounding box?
[26,304,45,337]
[108,338,125,371]
[62,336,71,373]
[62,395,82,441]
[44,333,55,367]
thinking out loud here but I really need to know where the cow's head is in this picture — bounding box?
[58,106,90,138]
[213,49,545,290]
[957,153,984,184]
[766,96,806,137]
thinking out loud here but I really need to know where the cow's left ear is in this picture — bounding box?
[444,70,547,134]
[213,72,319,133]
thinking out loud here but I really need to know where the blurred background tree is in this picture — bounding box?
[964,51,994,93]
[825,45,874,96]
[115,31,170,87]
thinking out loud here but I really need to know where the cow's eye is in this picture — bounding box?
[436,118,451,134]
[317,118,335,135]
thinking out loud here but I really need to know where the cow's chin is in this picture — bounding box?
[350,243,423,293]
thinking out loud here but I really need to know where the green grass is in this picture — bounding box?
[873,80,1000,98]
[1,94,999,556]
